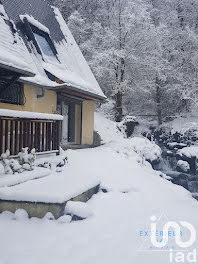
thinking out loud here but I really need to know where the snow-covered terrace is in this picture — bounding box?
[0,152,100,218]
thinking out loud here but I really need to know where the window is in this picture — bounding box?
[22,18,59,63]
[31,28,59,63]
[0,81,24,105]
[33,32,56,58]
[0,69,24,105]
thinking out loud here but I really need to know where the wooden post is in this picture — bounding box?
[0,119,3,155]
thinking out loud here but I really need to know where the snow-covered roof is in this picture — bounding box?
[0,4,34,76]
[0,0,106,100]
[52,7,106,99]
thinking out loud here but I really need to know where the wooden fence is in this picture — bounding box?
[0,116,61,156]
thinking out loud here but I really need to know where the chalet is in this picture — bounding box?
[0,0,106,156]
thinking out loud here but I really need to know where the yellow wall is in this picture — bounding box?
[75,104,82,144]
[0,84,57,114]
[81,100,94,145]
[0,83,96,146]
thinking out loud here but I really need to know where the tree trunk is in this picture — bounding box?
[115,91,123,122]
[156,77,162,126]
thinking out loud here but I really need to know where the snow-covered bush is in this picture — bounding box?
[1,150,22,174]
[0,148,36,174]
[18,148,36,171]
[130,137,162,165]
[117,116,138,138]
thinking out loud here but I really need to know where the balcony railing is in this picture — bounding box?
[0,115,62,156]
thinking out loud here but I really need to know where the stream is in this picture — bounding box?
[152,142,198,199]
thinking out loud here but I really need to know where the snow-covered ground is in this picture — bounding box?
[0,113,198,264]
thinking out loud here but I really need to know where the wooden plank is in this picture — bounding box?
[0,119,3,155]
[27,121,30,149]
[46,122,49,151]
[56,121,60,151]
[4,119,8,152]
[34,122,38,152]
[42,122,45,152]
[10,120,14,155]
[46,122,52,151]
[30,122,34,150]
[37,122,41,152]
[19,121,23,152]
[52,122,56,150]
[14,121,18,155]
[23,121,27,147]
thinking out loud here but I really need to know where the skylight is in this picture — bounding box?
[32,31,58,63]
[33,32,54,57]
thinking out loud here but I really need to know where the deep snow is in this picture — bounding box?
[0,113,198,264]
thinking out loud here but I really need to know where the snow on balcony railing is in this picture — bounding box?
[0,110,63,156]
[0,109,63,120]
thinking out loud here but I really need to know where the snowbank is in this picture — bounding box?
[129,137,162,163]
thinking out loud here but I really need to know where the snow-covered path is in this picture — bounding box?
[0,113,198,264]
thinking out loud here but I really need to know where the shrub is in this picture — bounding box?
[0,148,36,174]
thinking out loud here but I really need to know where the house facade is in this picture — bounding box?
[0,0,105,156]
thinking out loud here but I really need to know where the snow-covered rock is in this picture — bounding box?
[14,209,29,220]
[57,215,72,224]
[65,201,93,219]
[177,146,198,159]
[0,211,15,220]
[43,212,55,220]
[177,160,190,173]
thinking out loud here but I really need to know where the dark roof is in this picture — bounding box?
[1,0,64,43]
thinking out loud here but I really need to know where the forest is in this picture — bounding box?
[51,0,198,124]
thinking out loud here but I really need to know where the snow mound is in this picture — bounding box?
[14,209,29,220]
[65,201,93,219]
[57,215,72,224]
[177,146,198,159]
[129,137,162,163]
[0,211,15,220]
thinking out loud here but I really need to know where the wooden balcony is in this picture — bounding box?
[0,110,62,156]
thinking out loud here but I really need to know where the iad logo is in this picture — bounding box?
[150,215,196,263]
